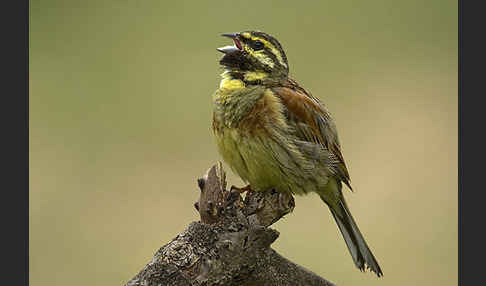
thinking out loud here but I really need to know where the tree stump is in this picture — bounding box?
[125,162,335,286]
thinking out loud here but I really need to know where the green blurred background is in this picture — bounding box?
[30,0,457,285]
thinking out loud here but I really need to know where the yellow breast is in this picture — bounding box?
[213,88,297,192]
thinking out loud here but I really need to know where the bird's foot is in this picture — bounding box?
[222,185,250,209]
[230,184,252,194]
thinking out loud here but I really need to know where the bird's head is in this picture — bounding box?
[217,31,289,80]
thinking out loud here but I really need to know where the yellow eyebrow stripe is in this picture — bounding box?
[241,33,287,68]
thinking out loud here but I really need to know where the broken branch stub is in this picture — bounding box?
[195,161,295,227]
[125,162,334,286]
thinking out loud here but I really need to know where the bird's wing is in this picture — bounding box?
[272,79,352,190]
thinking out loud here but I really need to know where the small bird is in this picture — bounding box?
[211,31,383,277]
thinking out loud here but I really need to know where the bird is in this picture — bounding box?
[211,30,383,277]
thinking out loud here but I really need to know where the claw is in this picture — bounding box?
[230,184,252,194]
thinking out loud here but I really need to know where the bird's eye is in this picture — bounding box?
[253,40,264,50]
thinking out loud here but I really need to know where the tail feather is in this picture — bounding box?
[322,196,383,277]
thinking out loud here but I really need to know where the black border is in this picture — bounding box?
[459,0,485,285]
[1,0,29,284]
[0,0,478,284]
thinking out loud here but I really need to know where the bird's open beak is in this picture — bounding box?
[217,33,242,54]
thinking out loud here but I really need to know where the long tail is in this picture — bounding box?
[320,195,383,277]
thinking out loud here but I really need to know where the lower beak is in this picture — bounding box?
[217,33,242,54]
[217,45,239,54]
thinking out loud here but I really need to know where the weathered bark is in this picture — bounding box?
[125,162,334,286]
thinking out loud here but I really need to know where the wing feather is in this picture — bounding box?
[272,79,353,190]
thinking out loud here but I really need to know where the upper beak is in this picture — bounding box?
[221,33,239,39]
[217,33,242,54]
